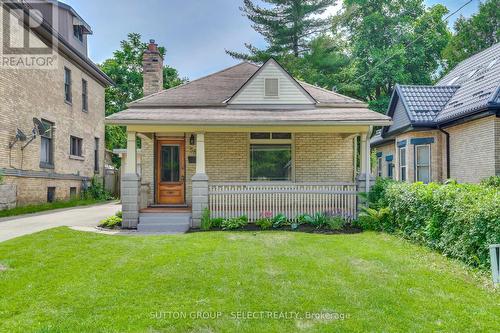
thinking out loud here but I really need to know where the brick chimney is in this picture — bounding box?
[143,39,164,96]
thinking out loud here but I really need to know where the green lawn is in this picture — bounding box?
[0,199,107,218]
[0,229,498,332]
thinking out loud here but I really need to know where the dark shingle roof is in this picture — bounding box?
[129,62,366,108]
[397,85,460,123]
[435,43,500,122]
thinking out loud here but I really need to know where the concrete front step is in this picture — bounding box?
[138,212,191,233]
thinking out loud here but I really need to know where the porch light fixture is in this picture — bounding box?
[190,134,195,146]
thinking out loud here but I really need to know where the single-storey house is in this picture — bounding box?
[372,42,500,184]
[106,40,391,230]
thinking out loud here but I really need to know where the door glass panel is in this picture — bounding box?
[161,145,180,182]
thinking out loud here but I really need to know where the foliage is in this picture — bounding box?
[442,0,500,71]
[271,213,288,228]
[255,218,273,230]
[210,218,224,229]
[480,175,500,188]
[324,212,348,231]
[0,199,105,218]
[221,216,249,230]
[365,180,500,269]
[299,212,329,229]
[356,207,392,232]
[82,177,112,201]
[100,33,186,164]
[200,208,212,231]
[334,1,451,105]
[227,0,335,59]
[366,177,396,209]
[115,211,123,219]
[0,171,3,185]
[99,215,122,229]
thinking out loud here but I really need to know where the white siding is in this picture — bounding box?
[229,61,314,105]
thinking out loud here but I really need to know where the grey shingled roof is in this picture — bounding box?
[106,107,391,125]
[396,85,460,123]
[435,42,500,122]
[128,62,366,108]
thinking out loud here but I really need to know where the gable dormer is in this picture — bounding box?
[227,59,316,105]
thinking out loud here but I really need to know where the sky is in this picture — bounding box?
[63,0,482,80]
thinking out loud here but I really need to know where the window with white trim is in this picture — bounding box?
[250,133,292,181]
[387,162,394,179]
[415,145,431,184]
[399,146,407,182]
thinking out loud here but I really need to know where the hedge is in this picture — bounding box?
[359,178,500,269]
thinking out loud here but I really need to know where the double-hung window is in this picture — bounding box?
[250,133,292,181]
[40,120,54,168]
[64,67,72,103]
[82,79,88,112]
[377,157,383,177]
[415,145,431,184]
[399,146,407,182]
[387,162,394,179]
[70,136,83,157]
[94,138,100,173]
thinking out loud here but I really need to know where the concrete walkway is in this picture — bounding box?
[0,202,121,243]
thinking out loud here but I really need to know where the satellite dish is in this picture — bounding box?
[33,118,48,136]
[16,129,27,141]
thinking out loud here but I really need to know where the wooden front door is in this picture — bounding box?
[156,139,185,205]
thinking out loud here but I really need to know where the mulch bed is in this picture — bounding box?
[188,224,362,235]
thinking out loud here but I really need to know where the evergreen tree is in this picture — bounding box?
[227,0,336,60]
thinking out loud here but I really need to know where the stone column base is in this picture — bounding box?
[191,173,209,228]
[122,173,141,229]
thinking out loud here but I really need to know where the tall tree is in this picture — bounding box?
[227,0,336,60]
[334,0,450,111]
[443,0,500,71]
[100,33,186,158]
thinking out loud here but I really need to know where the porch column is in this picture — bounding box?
[356,129,375,201]
[192,132,209,228]
[122,131,141,229]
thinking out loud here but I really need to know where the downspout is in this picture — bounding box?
[438,127,450,180]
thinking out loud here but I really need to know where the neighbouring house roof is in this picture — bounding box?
[109,58,389,126]
[380,42,499,138]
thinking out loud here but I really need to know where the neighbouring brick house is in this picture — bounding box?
[0,1,113,206]
[107,40,391,231]
[372,43,500,184]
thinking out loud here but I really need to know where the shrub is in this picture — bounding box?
[82,177,112,201]
[256,218,273,230]
[200,208,211,230]
[210,218,224,228]
[99,215,122,229]
[366,180,500,269]
[271,213,288,228]
[357,207,392,231]
[325,213,347,231]
[115,211,122,218]
[221,216,248,230]
[480,176,500,188]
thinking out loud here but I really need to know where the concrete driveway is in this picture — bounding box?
[0,202,121,242]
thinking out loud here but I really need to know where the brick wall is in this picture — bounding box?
[0,27,106,205]
[295,133,354,182]
[447,115,496,183]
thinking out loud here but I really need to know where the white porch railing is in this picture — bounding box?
[208,182,358,221]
